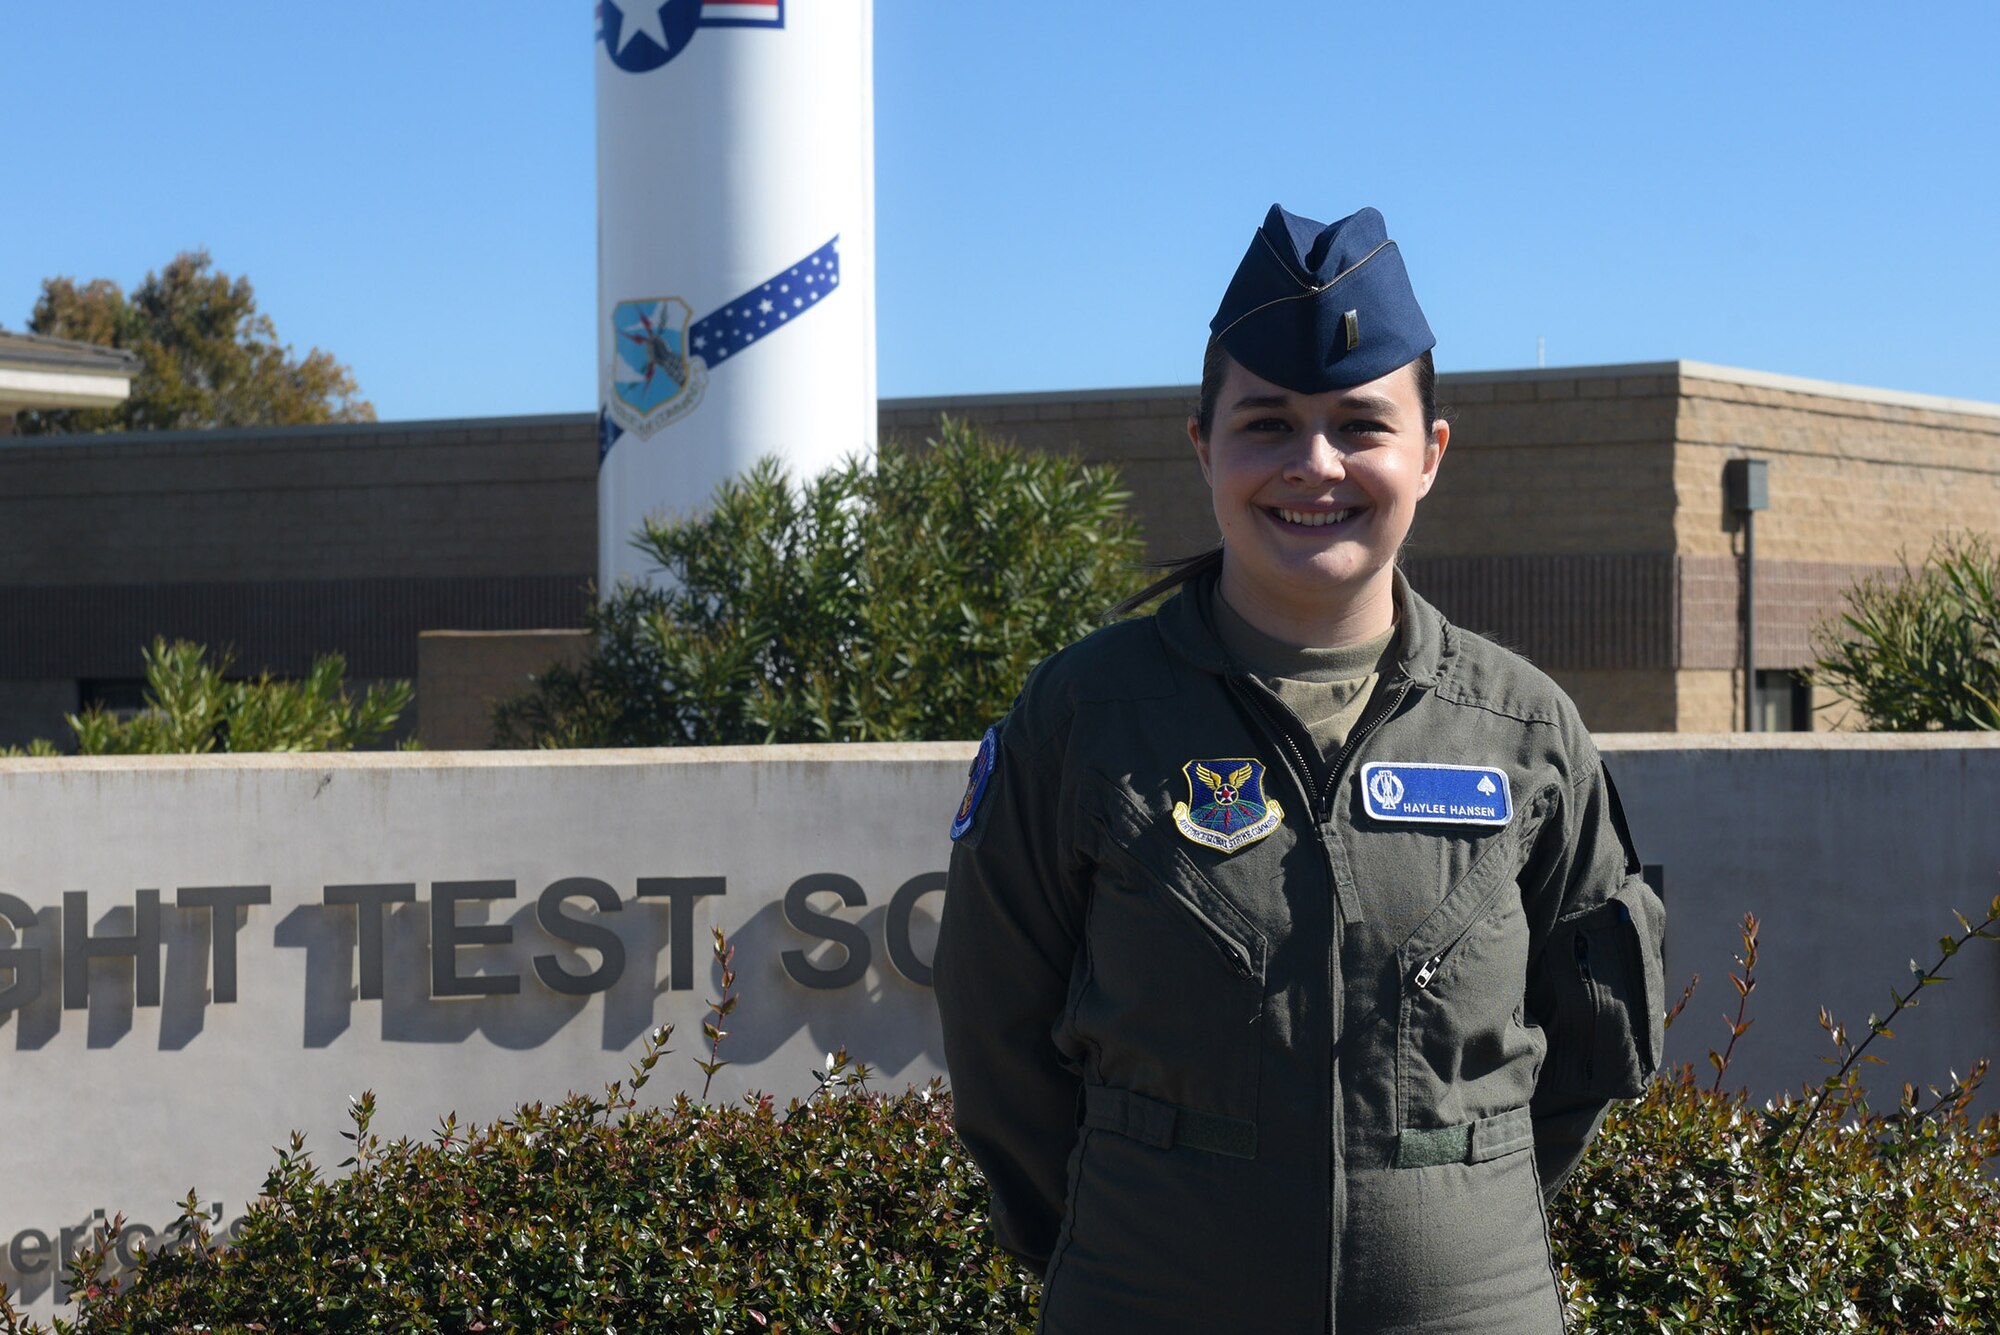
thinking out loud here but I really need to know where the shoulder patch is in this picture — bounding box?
[950,726,999,841]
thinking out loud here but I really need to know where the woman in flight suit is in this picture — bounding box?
[934,204,1666,1334]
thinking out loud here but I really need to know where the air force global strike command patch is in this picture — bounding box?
[1172,758,1285,854]
[1361,762,1513,827]
[950,726,999,842]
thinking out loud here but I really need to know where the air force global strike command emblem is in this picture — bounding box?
[1172,759,1285,854]
[608,297,706,440]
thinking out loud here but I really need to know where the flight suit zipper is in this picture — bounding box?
[1413,950,1448,989]
[1313,677,1411,1333]
[1229,670,1414,1334]
[1322,678,1413,822]
[1405,783,1557,998]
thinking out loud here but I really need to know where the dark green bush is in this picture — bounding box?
[0,638,412,757]
[1555,1070,2000,1330]
[1812,533,2000,730]
[11,1042,1041,1335]
[492,417,1148,748]
[1555,904,2000,1331]
[10,909,1999,1334]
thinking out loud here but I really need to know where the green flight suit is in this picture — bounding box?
[935,569,1666,1334]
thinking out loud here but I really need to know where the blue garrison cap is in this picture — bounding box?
[1209,204,1435,394]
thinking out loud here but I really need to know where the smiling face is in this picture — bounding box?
[1190,353,1448,645]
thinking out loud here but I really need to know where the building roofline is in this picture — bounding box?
[883,359,2000,421]
[0,411,596,449]
[1673,359,2000,419]
[7,358,1994,444]
[881,384,1200,412]
[0,330,141,376]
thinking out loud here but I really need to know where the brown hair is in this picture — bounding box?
[1110,339,1441,616]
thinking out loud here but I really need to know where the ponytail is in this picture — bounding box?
[1109,546,1222,618]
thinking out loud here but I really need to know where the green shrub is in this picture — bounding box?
[1812,533,2000,730]
[10,910,1999,1334]
[493,417,1149,748]
[1555,1070,2000,1330]
[1555,904,2000,1331]
[0,638,412,757]
[10,1042,1041,1335]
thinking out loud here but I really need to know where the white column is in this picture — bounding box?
[595,0,876,593]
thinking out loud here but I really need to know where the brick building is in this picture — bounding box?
[889,361,2000,733]
[1,360,1995,746]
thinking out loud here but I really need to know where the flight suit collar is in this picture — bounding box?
[1155,563,1448,689]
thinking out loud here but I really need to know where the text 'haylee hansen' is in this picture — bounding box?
[0,873,948,1014]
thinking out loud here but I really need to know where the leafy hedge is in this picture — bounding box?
[492,417,1148,748]
[1555,1068,2000,1330]
[30,1057,1034,1334]
[0,638,411,757]
[1812,532,2000,730]
[9,909,2000,1334]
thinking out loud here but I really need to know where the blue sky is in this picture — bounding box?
[3,3,1996,419]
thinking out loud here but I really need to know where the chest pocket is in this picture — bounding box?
[1073,778,1269,1129]
[1394,786,1557,1142]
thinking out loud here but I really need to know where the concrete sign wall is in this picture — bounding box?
[1602,733,2000,1117]
[0,745,960,1314]
[4,736,1999,1317]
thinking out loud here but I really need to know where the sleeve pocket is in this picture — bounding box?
[1538,876,1665,1099]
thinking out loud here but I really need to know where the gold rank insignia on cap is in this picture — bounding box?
[1172,758,1285,854]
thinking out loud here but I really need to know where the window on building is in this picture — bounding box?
[78,678,148,719]
[1754,670,1811,732]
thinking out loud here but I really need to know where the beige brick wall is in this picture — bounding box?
[1677,555,1899,671]
[892,364,2000,559]
[1810,681,1864,733]
[1547,668,1677,733]
[1674,668,1740,733]
[1667,669,1851,733]
[882,368,1689,566]
[417,629,591,750]
[1673,372,2000,564]
[1669,668,1850,733]
[1422,370,1680,557]
[1668,368,2000,685]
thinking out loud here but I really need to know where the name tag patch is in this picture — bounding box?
[1361,762,1512,827]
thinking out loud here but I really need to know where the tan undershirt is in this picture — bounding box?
[1212,590,1399,760]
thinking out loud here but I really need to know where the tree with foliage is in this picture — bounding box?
[15,249,373,434]
[494,417,1149,747]
[0,638,411,756]
[1811,532,2000,730]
